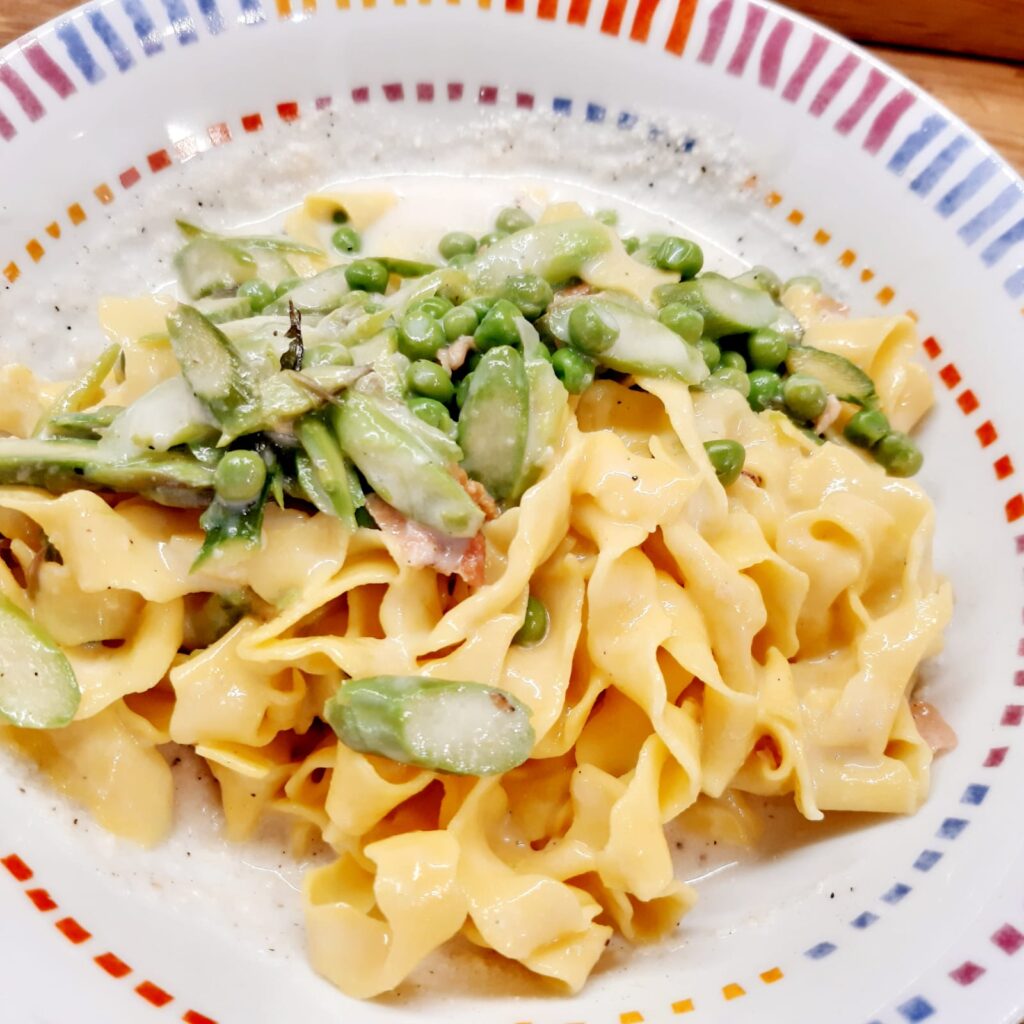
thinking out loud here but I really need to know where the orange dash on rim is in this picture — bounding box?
[241,112,263,132]
[538,0,557,17]
[939,363,961,389]
[601,0,628,35]
[95,952,132,978]
[26,239,44,262]
[26,888,56,911]
[786,208,804,225]
[976,421,998,447]
[136,980,174,1007]
[67,202,86,225]
[277,101,300,121]
[147,149,172,172]
[567,0,591,24]
[45,221,61,239]
[183,1013,219,1024]
[630,0,661,41]
[664,0,698,55]
[94,183,114,204]
[764,190,782,207]
[3,261,20,283]
[860,267,875,282]
[838,248,855,267]
[995,455,1014,480]
[1,853,32,881]
[875,285,895,305]
[813,228,830,245]
[55,917,92,944]
[922,336,941,359]
[208,122,232,145]
[957,390,979,414]
[1006,494,1024,523]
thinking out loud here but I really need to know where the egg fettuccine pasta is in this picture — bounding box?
[0,199,950,996]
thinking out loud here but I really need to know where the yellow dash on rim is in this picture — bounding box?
[671,999,695,1014]
[722,983,746,1000]
[621,1012,644,1023]
[760,966,784,983]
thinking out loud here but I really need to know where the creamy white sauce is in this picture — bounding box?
[0,105,850,987]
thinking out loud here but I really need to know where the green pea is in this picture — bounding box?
[448,253,475,269]
[238,279,274,313]
[844,408,890,448]
[412,295,453,319]
[475,299,522,351]
[595,209,618,226]
[568,301,619,355]
[398,309,447,360]
[747,369,782,412]
[551,348,596,394]
[455,375,472,409]
[344,259,389,294]
[331,225,361,254]
[622,237,640,255]
[706,366,750,397]
[463,296,496,321]
[442,305,479,342]
[699,339,721,371]
[214,450,267,504]
[273,276,301,299]
[438,231,478,261]
[408,396,457,439]
[514,595,549,646]
[496,207,534,234]
[703,439,745,486]
[782,374,828,421]
[501,274,554,320]
[747,328,789,371]
[874,432,923,477]
[478,230,509,250]
[655,236,704,279]
[784,275,821,293]
[720,350,747,372]
[407,359,454,402]
[658,303,704,344]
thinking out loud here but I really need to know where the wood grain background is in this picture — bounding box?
[1,1,1022,172]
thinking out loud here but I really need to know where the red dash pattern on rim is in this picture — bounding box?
[1,853,219,1023]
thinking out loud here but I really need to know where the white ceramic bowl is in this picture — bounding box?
[1,2,1023,1022]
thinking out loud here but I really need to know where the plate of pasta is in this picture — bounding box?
[1,2,1023,1023]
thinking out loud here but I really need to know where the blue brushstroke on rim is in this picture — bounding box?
[87,9,135,71]
[910,135,969,197]
[981,217,1024,267]
[121,0,165,55]
[936,159,997,217]
[238,0,266,25]
[887,114,946,175]
[55,21,105,83]
[160,0,199,44]
[196,0,225,33]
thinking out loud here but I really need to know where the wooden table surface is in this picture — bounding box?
[1,1,1023,175]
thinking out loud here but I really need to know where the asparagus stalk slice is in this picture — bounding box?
[335,393,483,539]
[653,276,782,339]
[100,375,219,456]
[264,266,352,317]
[175,219,324,256]
[166,305,261,442]
[542,296,708,383]
[193,478,271,569]
[457,346,529,504]
[784,346,878,407]
[295,417,357,530]
[47,406,123,440]
[175,237,258,299]
[323,675,535,775]
[36,343,121,438]
[0,438,216,506]
[377,257,439,278]
[470,218,612,290]
[0,595,80,729]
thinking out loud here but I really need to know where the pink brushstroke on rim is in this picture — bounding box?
[809,53,859,116]
[863,89,915,154]
[0,66,44,121]
[0,108,15,141]
[23,43,75,99]
[697,0,733,65]
[781,33,828,102]
[835,67,886,134]
[759,17,793,88]
[726,3,767,76]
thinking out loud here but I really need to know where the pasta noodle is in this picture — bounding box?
[0,204,950,997]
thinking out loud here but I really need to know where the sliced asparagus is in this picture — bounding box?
[100,375,219,456]
[295,417,357,529]
[193,485,270,568]
[335,393,483,538]
[323,675,535,775]
[175,237,257,299]
[0,437,215,506]
[264,265,352,317]
[36,344,121,438]
[47,406,123,440]
[166,305,260,441]
[0,595,80,729]
[784,346,878,407]
[457,346,528,504]
[654,276,781,339]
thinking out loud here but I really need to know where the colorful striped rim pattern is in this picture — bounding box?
[1,2,1023,1022]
